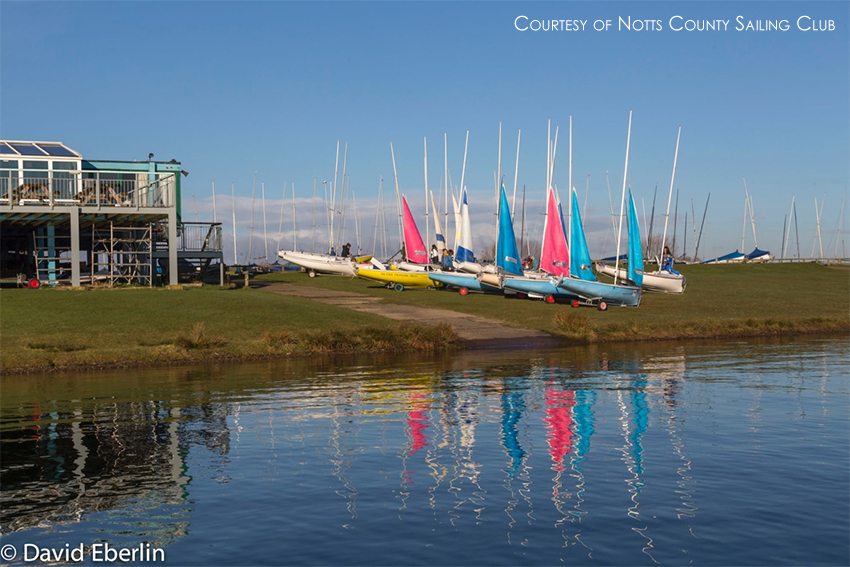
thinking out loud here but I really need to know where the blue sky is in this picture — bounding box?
[2,1,848,262]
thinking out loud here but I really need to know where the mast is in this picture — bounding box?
[292,182,297,250]
[815,196,825,259]
[782,195,797,258]
[248,173,256,263]
[614,110,633,285]
[443,133,449,246]
[672,188,679,257]
[230,183,238,265]
[512,129,521,220]
[520,184,526,259]
[605,171,616,234]
[352,188,360,253]
[583,173,590,219]
[277,182,286,251]
[459,130,469,199]
[496,121,502,237]
[831,194,846,257]
[568,114,572,248]
[659,126,682,264]
[261,181,269,261]
[211,180,217,223]
[372,177,381,256]
[793,199,800,258]
[547,119,552,190]
[336,143,349,251]
[646,185,657,259]
[311,177,317,252]
[424,137,430,254]
[330,141,340,254]
[390,143,403,251]
[740,190,748,252]
[694,193,710,262]
[541,124,560,261]
[781,213,787,261]
[743,178,757,248]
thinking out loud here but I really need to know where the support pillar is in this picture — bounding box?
[219,261,224,287]
[47,224,56,285]
[168,210,178,285]
[70,208,80,287]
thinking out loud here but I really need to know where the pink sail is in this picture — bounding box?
[540,188,570,276]
[402,195,429,264]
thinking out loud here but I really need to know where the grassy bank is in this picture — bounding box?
[0,286,458,373]
[257,262,850,343]
[1,263,846,373]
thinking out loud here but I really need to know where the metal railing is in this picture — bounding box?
[178,222,223,252]
[0,169,176,209]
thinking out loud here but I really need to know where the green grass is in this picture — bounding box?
[258,263,850,342]
[0,286,458,373]
[2,263,846,372]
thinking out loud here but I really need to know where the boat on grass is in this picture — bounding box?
[356,195,436,291]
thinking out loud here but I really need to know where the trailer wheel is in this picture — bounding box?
[28,278,40,289]
[571,299,580,308]
[597,301,608,311]
[459,287,469,296]
[308,269,317,278]
[394,283,405,292]
[545,294,556,304]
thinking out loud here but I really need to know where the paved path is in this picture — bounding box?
[257,282,558,347]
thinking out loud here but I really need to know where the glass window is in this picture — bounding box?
[10,143,47,156]
[52,161,77,170]
[37,143,78,157]
[0,142,16,155]
[23,160,48,169]
[0,159,17,169]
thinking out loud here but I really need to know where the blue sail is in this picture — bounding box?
[627,189,643,287]
[570,189,596,281]
[497,185,523,276]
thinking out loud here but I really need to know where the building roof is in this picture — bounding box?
[0,140,81,158]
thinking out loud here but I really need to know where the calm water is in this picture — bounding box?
[1,338,848,566]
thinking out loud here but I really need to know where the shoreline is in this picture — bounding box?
[2,322,846,376]
[2,263,847,375]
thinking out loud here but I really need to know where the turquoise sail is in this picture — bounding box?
[497,185,523,276]
[627,189,644,287]
[570,189,596,281]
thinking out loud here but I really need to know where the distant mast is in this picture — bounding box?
[231,183,238,265]
[659,126,682,263]
[614,110,633,285]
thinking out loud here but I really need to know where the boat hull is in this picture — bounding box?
[355,268,435,288]
[502,276,568,297]
[428,272,501,293]
[556,277,641,307]
[278,251,357,276]
[595,263,686,294]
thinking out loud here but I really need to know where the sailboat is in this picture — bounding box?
[454,189,485,274]
[501,186,573,302]
[429,185,515,294]
[596,126,686,293]
[556,189,642,309]
[355,195,436,291]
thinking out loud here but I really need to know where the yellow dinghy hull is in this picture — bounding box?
[356,268,439,290]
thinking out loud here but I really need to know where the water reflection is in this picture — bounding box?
[1,337,847,566]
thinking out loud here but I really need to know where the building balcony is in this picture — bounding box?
[0,169,177,209]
